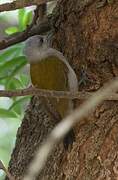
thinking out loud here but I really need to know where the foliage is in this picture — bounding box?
[5,8,33,34]
[0,8,32,179]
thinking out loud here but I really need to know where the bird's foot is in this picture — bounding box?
[78,66,93,87]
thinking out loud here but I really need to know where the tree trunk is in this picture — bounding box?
[6,0,118,179]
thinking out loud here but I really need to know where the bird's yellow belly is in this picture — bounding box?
[30,57,70,117]
[30,57,67,91]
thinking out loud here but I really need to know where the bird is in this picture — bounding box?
[24,35,78,149]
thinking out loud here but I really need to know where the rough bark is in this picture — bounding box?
[6,0,118,179]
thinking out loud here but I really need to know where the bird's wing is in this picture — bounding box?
[44,48,78,92]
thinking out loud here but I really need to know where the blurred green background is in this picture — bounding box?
[0,1,33,179]
[0,1,56,179]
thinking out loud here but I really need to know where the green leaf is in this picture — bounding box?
[0,108,18,118]
[9,96,30,115]
[18,8,26,31]
[6,77,25,89]
[0,57,21,74]
[5,57,27,89]
[9,57,27,77]
[23,11,33,28]
[18,8,33,31]
[5,26,19,35]
[0,56,27,80]
[0,45,23,64]
[19,74,30,87]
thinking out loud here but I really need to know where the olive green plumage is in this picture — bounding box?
[30,56,69,117]
[30,56,68,91]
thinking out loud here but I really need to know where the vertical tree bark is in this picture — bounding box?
[6,0,118,179]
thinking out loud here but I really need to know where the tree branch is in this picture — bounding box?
[0,0,55,13]
[23,78,118,180]
[0,19,51,50]
[0,0,53,50]
[0,86,118,100]
[0,160,15,180]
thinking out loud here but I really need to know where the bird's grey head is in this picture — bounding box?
[24,35,48,62]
